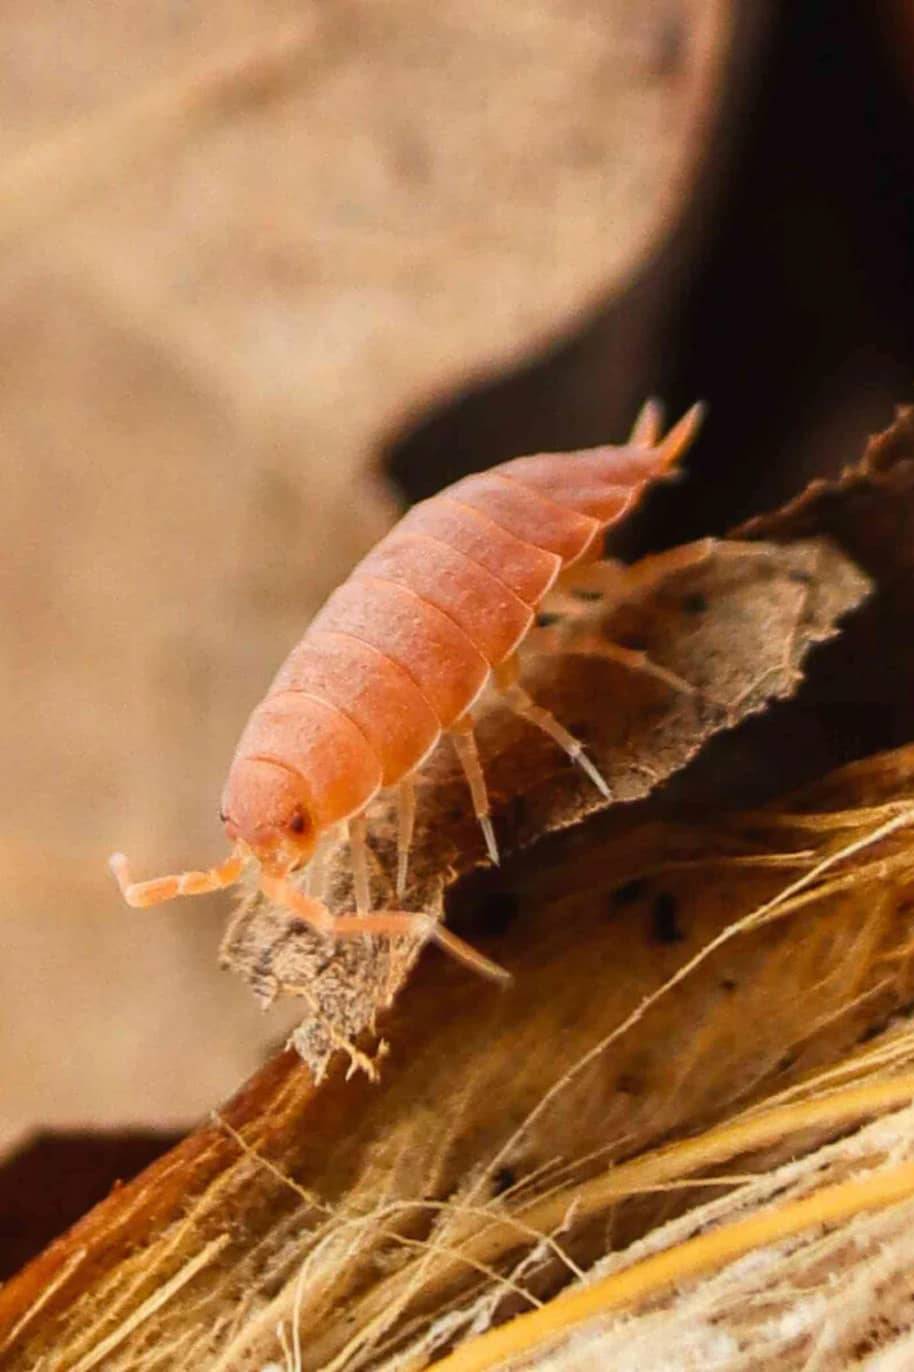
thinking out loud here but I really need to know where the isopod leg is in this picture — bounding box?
[396,776,417,898]
[591,640,697,697]
[347,813,372,914]
[494,657,611,800]
[556,537,718,602]
[259,875,335,935]
[109,851,244,908]
[342,912,511,984]
[306,830,331,900]
[525,624,697,699]
[259,873,511,984]
[551,535,774,628]
[629,396,664,447]
[656,401,706,470]
[450,718,500,866]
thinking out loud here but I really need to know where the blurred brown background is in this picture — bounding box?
[2,0,914,1274]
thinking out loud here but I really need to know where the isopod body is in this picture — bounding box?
[111,401,703,981]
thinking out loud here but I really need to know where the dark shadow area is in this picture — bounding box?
[0,1130,180,1279]
[385,1,914,552]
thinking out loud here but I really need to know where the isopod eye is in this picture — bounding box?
[289,812,307,835]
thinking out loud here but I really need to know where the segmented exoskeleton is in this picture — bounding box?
[111,401,703,980]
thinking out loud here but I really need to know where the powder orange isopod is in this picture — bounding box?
[110,400,704,981]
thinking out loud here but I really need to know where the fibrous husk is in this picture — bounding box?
[8,742,914,1369]
[6,417,914,1365]
[430,1087,914,1372]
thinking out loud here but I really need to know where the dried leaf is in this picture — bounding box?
[729,406,914,777]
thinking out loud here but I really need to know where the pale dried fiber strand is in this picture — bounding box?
[243,803,914,1371]
[11,743,914,1371]
[426,1103,914,1372]
[0,1248,88,1358]
[68,1234,230,1372]
[356,1071,914,1367]
[468,803,914,1211]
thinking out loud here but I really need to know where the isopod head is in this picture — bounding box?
[220,757,317,874]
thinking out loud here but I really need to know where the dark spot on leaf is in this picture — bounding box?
[612,878,647,906]
[650,891,684,944]
[478,890,520,936]
[720,978,738,992]
[492,1166,516,1196]
[535,611,560,627]
[615,1073,643,1096]
[681,591,708,615]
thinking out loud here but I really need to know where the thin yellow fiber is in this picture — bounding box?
[515,1070,914,1239]
[429,1154,914,1372]
[259,805,914,1371]
[471,804,914,1214]
[67,1234,230,1372]
[389,1070,914,1319]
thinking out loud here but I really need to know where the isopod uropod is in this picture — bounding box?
[110,400,703,981]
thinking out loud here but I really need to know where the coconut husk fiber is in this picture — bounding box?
[8,743,914,1368]
[8,405,914,1367]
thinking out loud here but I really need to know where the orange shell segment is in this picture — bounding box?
[447,471,601,565]
[310,576,489,728]
[358,531,534,666]
[399,496,562,607]
[270,630,441,786]
[232,692,383,831]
